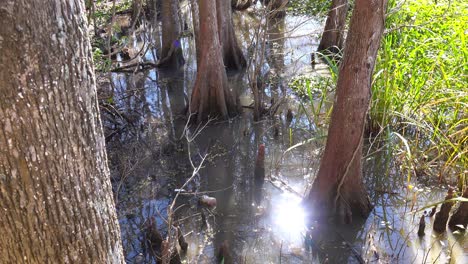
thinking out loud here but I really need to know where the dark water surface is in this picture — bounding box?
[99,5,466,264]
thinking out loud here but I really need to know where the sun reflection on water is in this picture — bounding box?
[271,192,307,244]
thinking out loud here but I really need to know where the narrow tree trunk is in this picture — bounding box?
[306,0,388,223]
[190,0,201,67]
[216,0,246,70]
[190,0,236,123]
[0,0,124,262]
[317,0,348,54]
[159,0,184,69]
[131,0,143,28]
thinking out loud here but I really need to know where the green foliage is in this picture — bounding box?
[371,0,468,182]
[92,47,112,72]
[289,75,334,99]
[288,0,331,16]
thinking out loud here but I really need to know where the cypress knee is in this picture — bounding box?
[255,144,266,182]
[417,215,425,237]
[433,188,455,233]
[448,187,468,232]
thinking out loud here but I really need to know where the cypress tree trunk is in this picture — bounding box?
[0,0,124,262]
[159,0,185,69]
[306,0,388,223]
[190,0,236,123]
[317,0,348,54]
[216,0,246,70]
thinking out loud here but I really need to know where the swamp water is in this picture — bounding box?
[99,9,467,264]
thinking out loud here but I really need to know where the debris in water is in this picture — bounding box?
[199,195,217,208]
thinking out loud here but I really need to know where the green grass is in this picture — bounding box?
[371,0,467,185]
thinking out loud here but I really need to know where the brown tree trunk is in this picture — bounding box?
[305,0,388,223]
[159,0,184,69]
[317,0,348,54]
[216,0,246,70]
[131,0,143,28]
[190,0,236,123]
[0,0,124,262]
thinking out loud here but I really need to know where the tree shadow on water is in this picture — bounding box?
[306,217,368,263]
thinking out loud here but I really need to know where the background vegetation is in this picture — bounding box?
[289,0,467,188]
[371,0,467,187]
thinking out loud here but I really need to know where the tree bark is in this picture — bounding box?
[190,0,236,123]
[216,0,246,70]
[0,0,124,263]
[190,0,201,67]
[131,0,143,28]
[317,0,348,54]
[305,0,388,223]
[159,0,184,69]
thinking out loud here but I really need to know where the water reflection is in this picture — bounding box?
[99,5,467,264]
[271,193,306,243]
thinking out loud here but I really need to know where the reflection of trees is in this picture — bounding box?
[265,17,290,138]
[104,70,193,263]
[266,17,286,94]
[307,218,367,263]
[180,122,263,262]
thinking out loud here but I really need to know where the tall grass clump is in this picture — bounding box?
[371,0,467,186]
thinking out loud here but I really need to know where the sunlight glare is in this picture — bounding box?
[273,193,306,240]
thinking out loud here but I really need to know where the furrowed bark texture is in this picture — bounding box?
[318,0,348,54]
[190,0,236,123]
[216,0,246,70]
[306,0,387,223]
[0,0,124,263]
